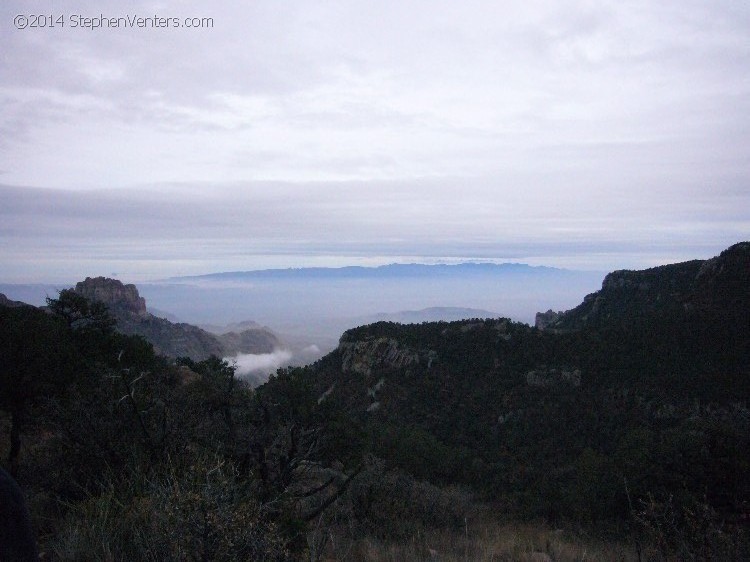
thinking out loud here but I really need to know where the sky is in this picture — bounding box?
[1,0,749,282]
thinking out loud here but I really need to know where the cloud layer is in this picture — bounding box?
[1,0,748,280]
[1,178,746,281]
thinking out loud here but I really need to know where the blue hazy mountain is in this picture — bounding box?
[1,263,605,368]
[357,306,503,325]
[167,262,566,281]
[144,263,604,350]
[2,263,604,332]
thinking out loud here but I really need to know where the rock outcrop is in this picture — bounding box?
[336,323,442,377]
[526,367,581,388]
[73,277,280,360]
[75,277,147,316]
[692,242,750,312]
[534,310,561,330]
[535,242,750,332]
[338,337,423,376]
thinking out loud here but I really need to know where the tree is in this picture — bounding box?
[46,289,116,366]
[0,306,74,475]
[46,289,115,334]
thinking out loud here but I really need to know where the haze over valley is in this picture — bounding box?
[1,262,604,379]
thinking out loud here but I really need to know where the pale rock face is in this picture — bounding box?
[338,337,421,376]
[534,309,561,330]
[526,367,582,388]
[366,401,381,412]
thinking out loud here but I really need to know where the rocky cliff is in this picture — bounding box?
[338,336,424,376]
[73,277,280,360]
[75,277,147,316]
[534,309,561,330]
[536,242,750,332]
[692,242,750,312]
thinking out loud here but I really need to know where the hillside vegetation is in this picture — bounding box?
[75,276,280,359]
[0,243,748,560]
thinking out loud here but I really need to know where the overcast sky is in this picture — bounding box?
[1,0,748,282]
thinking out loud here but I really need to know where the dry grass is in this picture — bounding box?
[317,518,638,562]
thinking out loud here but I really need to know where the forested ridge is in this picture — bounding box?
[0,243,748,560]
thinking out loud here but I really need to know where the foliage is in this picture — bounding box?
[50,455,293,561]
[302,251,750,538]
[634,494,750,561]
[2,245,749,558]
[0,292,363,559]
[0,305,75,474]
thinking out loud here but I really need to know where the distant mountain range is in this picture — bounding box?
[0,262,606,367]
[356,306,503,325]
[168,262,569,282]
[140,262,605,340]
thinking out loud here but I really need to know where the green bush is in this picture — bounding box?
[49,455,293,561]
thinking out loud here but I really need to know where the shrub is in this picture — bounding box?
[48,455,294,561]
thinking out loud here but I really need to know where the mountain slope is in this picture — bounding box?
[74,277,280,360]
[539,242,750,332]
[298,243,750,523]
[0,293,32,308]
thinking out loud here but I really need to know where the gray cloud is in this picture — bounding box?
[1,0,748,280]
[1,178,746,281]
